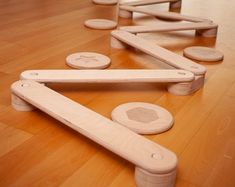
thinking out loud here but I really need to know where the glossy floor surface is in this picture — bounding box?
[0,0,235,186]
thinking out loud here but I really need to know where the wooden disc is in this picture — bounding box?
[92,0,118,5]
[111,102,174,135]
[84,19,117,30]
[66,52,111,69]
[183,46,224,62]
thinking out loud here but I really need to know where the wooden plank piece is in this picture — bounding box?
[111,30,207,75]
[11,80,177,175]
[120,22,218,34]
[20,69,195,83]
[119,5,210,22]
[120,0,178,6]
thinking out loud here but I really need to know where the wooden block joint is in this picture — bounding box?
[167,75,205,95]
[135,167,176,187]
[11,93,35,111]
[196,27,218,38]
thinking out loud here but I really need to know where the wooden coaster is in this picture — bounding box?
[92,0,118,5]
[183,46,224,62]
[111,102,174,134]
[84,19,117,30]
[66,52,111,69]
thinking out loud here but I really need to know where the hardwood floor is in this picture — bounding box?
[0,0,235,186]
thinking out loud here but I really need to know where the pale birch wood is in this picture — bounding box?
[11,80,177,187]
[183,46,224,62]
[119,5,210,22]
[120,0,179,7]
[20,69,196,95]
[11,93,36,111]
[111,30,207,76]
[20,69,194,83]
[119,22,218,37]
[0,0,234,186]
[92,0,118,5]
[135,167,177,187]
[66,52,111,69]
[111,102,174,135]
[84,19,117,30]
[167,75,205,95]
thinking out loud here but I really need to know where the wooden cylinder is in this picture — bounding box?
[11,93,35,111]
[135,167,176,187]
[119,9,133,18]
[196,27,218,38]
[167,75,205,95]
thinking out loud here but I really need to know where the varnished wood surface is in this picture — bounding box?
[0,0,235,186]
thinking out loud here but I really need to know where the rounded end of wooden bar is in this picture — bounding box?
[110,36,127,49]
[167,75,205,95]
[135,167,176,187]
[169,0,182,10]
[119,9,133,19]
[196,27,218,38]
[11,93,35,111]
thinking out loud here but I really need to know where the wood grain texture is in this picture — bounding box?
[0,0,235,187]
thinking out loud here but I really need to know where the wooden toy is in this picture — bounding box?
[120,22,218,37]
[20,69,195,95]
[11,80,177,187]
[111,30,207,95]
[66,52,111,69]
[183,46,224,62]
[119,5,210,22]
[120,0,181,10]
[92,0,118,5]
[111,30,206,75]
[84,19,117,30]
[111,102,174,134]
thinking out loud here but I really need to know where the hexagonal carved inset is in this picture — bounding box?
[126,107,159,123]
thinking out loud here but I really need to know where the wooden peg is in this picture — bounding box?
[11,91,35,112]
[119,5,211,22]
[119,22,218,38]
[135,167,177,187]
[11,80,177,187]
[167,75,205,95]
